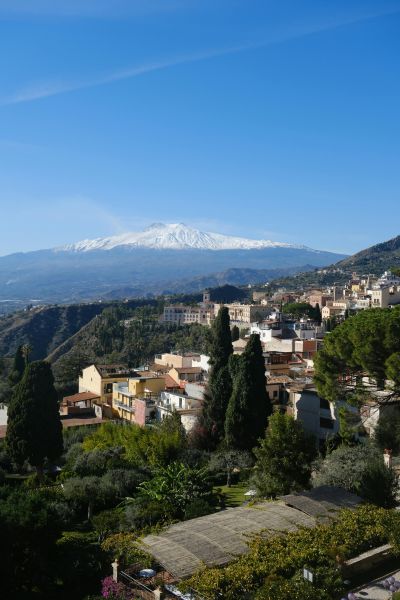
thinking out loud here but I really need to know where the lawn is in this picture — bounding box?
[214,482,249,507]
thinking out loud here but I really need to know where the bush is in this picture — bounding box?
[184,498,215,520]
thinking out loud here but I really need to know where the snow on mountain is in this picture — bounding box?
[60,223,313,252]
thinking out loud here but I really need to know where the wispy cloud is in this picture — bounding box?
[2,6,399,106]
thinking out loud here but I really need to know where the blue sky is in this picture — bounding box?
[0,0,399,256]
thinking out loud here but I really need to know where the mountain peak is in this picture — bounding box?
[59,222,312,253]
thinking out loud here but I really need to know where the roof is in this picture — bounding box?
[139,487,361,579]
[164,374,180,389]
[281,486,362,521]
[95,364,136,377]
[63,391,100,405]
[173,367,203,374]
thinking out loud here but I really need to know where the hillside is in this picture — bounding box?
[266,234,400,291]
[0,285,247,364]
[0,299,160,361]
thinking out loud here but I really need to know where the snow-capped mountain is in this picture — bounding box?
[60,223,312,252]
[0,223,346,305]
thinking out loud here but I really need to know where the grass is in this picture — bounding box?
[214,482,249,508]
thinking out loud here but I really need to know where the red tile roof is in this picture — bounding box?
[63,392,100,405]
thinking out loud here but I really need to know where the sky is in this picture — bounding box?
[0,0,399,256]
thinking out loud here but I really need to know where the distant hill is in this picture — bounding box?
[266,234,400,291]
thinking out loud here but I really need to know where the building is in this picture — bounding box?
[288,382,339,444]
[154,351,200,369]
[79,364,137,407]
[168,366,203,385]
[369,271,400,308]
[162,304,214,325]
[214,302,271,324]
[157,390,202,432]
[112,374,166,424]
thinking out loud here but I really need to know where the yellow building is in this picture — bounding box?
[79,364,137,407]
[112,375,167,424]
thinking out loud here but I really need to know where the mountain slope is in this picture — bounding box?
[267,234,400,291]
[0,223,346,305]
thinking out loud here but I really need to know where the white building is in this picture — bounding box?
[157,390,202,432]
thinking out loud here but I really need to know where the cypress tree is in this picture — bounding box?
[201,307,233,444]
[231,325,240,342]
[6,361,63,473]
[314,303,322,325]
[8,345,26,386]
[225,334,271,450]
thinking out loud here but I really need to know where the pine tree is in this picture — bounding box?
[6,361,63,472]
[200,307,233,444]
[225,334,271,450]
[8,345,26,386]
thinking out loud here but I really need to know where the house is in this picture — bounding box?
[61,391,101,418]
[157,390,202,432]
[214,302,271,324]
[79,364,137,407]
[112,374,166,425]
[168,366,203,385]
[369,271,400,308]
[154,351,201,369]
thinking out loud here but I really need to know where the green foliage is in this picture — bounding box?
[201,307,233,444]
[252,412,317,497]
[55,531,107,598]
[82,418,186,469]
[8,345,25,386]
[314,443,398,507]
[282,302,320,320]
[138,461,214,519]
[184,504,400,600]
[101,532,152,569]
[374,410,400,453]
[6,360,63,469]
[208,449,253,487]
[314,307,400,401]
[0,486,63,599]
[225,334,271,450]
[231,325,240,342]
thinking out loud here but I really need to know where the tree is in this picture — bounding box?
[201,307,233,444]
[63,476,114,520]
[314,307,400,402]
[282,302,316,319]
[225,334,271,450]
[314,303,322,325]
[313,443,398,507]
[208,449,253,486]
[8,345,25,386]
[6,361,63,473]
[231,325,240,342]
[374,411,400,454]
[251,412,317,497]
[138,461,214,519]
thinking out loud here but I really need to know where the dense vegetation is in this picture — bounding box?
[314,306,400,401]
[185,504,400,599]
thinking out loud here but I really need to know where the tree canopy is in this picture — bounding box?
[251,412,317,497]
[314,307,400,402]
